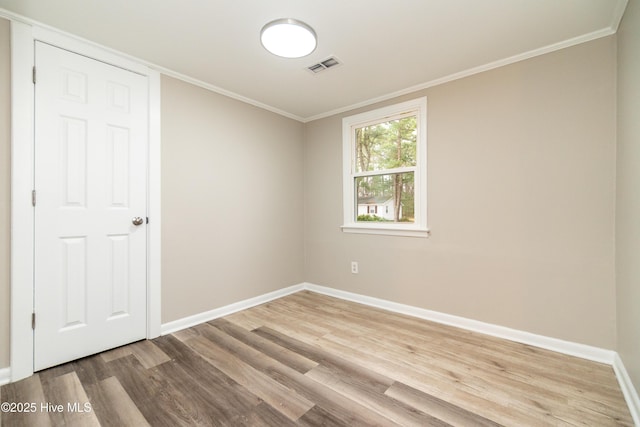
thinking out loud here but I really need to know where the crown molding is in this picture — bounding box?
[1,3,627,124]
[302,25,620,122]
[0,7,305,123]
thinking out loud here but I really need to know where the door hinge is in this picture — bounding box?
[32,190,36,207]
[32,313,36,329]
[32,66,36,84]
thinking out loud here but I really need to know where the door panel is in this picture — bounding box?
[34,42,148,371]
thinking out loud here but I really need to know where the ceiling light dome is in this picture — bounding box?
[260,18,317,58]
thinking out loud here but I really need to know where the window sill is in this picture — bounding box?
[341,224,430,238]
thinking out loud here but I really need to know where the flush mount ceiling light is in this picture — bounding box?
[260,18,317,58]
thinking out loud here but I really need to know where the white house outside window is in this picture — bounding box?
[342,97,428,237]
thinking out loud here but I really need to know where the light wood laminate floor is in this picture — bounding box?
[0,291,633,426]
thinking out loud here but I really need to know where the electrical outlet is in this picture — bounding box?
[351,261,359,274]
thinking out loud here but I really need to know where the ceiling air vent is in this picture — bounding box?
[307,56,342,74]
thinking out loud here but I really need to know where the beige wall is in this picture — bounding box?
[0,14,627,376]
[161,76,304,322]
[304,36,617,349]
[616,0,640,393]
[0,32,307,369]
[0,17,10,369]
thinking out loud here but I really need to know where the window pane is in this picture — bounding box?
[355,116,417,173]
[356,172,414,223]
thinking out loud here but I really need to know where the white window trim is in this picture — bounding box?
[10,21,161,382]
[342,97,428,238]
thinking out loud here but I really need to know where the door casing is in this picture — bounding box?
[10,21,162,382]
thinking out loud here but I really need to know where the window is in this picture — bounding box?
[342,97,428,237]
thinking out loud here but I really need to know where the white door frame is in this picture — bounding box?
[10,21,161,382]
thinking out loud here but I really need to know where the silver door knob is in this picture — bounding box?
[132,217,144,226]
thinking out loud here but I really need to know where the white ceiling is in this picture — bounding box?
[0,0,628,121]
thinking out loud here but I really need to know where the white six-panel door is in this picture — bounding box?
[34,42,148,371]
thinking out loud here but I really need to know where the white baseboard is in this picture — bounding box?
[302,282,640,424]
[613,353,640,426]
[302,282,616,365]
[161,281,617,364]
[0,367,11,386]
[159,281,638,424]
[160,283,305,335]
